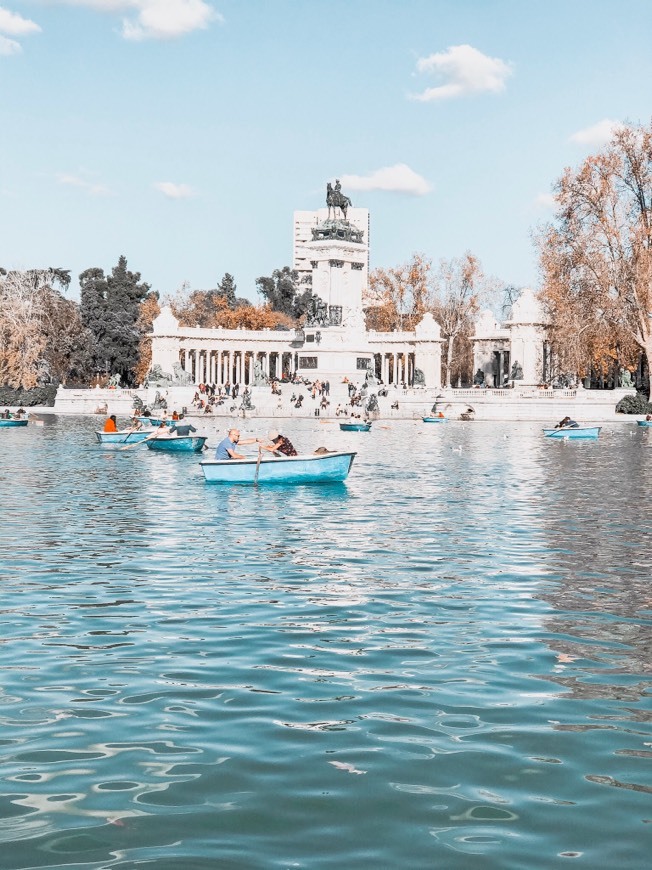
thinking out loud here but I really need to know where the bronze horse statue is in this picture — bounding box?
[326,181,352,220]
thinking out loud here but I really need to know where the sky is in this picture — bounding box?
[2,0,651,303]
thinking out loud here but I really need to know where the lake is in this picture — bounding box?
[0,415,650,869]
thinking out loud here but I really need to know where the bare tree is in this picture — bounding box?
[430,253,490,387]
[537,121,652,395]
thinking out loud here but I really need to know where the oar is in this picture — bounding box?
[119,431,159,451]
[254,445,263,486]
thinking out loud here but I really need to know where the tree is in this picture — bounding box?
[537,121,652,395]
[256,266,305,318]
[364,253,432,331]
[0,268,93,388]
[430,254,488,387]
[80,256,150,385]
[134,291,161,385]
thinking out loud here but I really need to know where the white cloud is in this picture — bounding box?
[0,6,41,54]
[0,34,20,54]
[534,192,556,210]
[45,1,221,40]
[154,181,195,199]
[411,44,512,102]
[569,119,624,148]
[57,172,112,196]
[0,7,41,35]
[340,164,431,196]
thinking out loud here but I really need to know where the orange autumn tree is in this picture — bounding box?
[134,291,162,385]
[537,120,652,394]
[170,286,294,331]
[364,253,432,331]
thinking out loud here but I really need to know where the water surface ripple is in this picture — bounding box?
[0,416,650,868]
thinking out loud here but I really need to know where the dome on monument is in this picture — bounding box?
[508,288,545,324]
[152,305,179,334]
[474,309,500,337]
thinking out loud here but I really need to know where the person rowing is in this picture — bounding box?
[215,428,259,460]
[555,416,579,429]
[260,429,297,457]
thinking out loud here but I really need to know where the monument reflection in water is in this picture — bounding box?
[0,415,650,870]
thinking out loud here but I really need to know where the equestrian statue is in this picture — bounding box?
[326,179,352,220]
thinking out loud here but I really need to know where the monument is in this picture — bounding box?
[148,180,443,388]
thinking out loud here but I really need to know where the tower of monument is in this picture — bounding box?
[302,180,369,331]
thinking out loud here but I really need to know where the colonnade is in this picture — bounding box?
[377,351,415,386]
[180,347,295,386]
[177,346,417,387]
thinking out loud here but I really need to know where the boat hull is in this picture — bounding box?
[339,422,371,431]
[146,436,207,453]
[95,429,154,444]
[0,418,28,427]
[636,420,652,427]
[200,451,356,484]
[422,417,447,423]
[543,427,601,439]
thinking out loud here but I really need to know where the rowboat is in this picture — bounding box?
[135,416,166,427]
[146,435,207,453]
[339,421,371,432]
[200,450,356,484]
[542,426,601,439]
[95,429,155,445]
[0,418,28,427]
[636,420,652,427]
[422,416,447,423]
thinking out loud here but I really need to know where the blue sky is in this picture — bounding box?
[2,0,651,302]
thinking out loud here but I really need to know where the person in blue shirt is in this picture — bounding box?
[215,428,258,460]
[169,416,197,437]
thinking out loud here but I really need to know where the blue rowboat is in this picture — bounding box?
[0,418,28,427]
[636,420,652,427]
[422,416,447,423]
[200,450,356,485]
[339,421,371,432]
[146,435,207,453]
[135,416,166,427]
[95,429,155,445]
[543,426,601,439]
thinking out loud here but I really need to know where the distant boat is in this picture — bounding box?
[135,416,166,427]
[146,435,207,453]
[543,426,601,439]
[200,451,356,484]
[95,429,154,445]
[339,421,371,432]
[0,417,28,428]
[636,420,652,427]
[422,416,447,423]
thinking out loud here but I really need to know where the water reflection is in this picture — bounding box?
[0,418,650,868]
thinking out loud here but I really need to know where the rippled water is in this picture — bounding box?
[1,415,650,869]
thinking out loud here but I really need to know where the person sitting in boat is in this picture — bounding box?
[261,429,298,457]
[1,409,11,419]
[555,416,579,429]
[215,428,259,460]
[646,414,652,422]
[103,414,118,433]
[15,407,26,418]
[129,417,143,430]
[169,417,197,437]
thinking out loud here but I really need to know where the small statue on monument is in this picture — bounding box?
[620,368,633,388]
[326,179,352,220]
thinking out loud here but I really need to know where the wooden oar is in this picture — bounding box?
[119,431,159,451]
[253,445,263,486]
